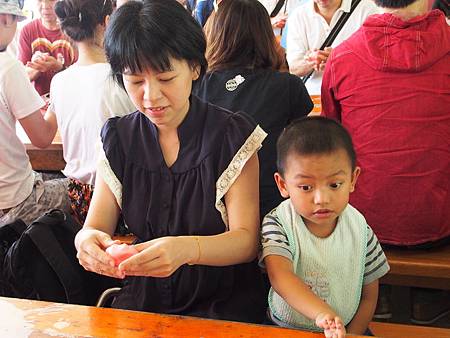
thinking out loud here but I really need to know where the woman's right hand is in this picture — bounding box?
[75,229,125,279]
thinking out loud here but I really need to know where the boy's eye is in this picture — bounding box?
[330,182,343,189]
[299,185,312,192]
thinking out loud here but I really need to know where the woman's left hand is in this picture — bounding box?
[117,236,197,277]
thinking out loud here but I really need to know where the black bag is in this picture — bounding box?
[1,209,119,305]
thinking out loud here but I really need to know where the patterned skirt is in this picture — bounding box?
[68,178,93,225]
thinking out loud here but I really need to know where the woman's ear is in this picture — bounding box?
[350,166,361,193]
[192,64,201,81]
[274,172,290,198]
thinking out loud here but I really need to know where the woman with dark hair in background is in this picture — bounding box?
[46,0,135,224]
[194,0,313,217]
[74,0,267,323]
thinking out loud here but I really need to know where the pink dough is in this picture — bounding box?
[106,243,139,266]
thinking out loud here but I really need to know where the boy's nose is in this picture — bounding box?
[313,188,330,205]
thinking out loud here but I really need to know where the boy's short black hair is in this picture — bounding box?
[373,0,417,8]
[277,116,357,175]
[104,0,207,88]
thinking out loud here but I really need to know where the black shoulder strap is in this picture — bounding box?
[26,211,85,303]
[302,0,362,83]
[270,0,287,17]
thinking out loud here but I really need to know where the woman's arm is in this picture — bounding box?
[346,280,378,334]
[74,174,124,278]
[119,153,261,277]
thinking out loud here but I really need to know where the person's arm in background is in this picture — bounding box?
[286,9,314,76]
[20,108,57,148]
[17,24,41,81]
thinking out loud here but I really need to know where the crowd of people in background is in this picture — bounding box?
[0,0,449,337]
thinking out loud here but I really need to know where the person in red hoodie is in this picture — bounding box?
[321,0,449,325]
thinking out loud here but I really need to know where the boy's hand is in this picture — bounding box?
[304,47,333,72]
[316,312,346,338]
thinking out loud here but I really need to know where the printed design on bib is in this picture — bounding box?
[225,75,245,91]
[304,270,330,301]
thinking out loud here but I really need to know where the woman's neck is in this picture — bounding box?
[75,42,106,65]
[382,0,428,20]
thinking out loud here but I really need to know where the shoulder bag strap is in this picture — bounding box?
[302,0,361,83]
[270,0,287,17]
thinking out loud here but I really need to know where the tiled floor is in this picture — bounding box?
[374,286,450,329]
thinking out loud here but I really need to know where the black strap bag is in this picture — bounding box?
[1,209,119,305]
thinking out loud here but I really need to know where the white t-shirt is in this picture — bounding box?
[49,63,135,185]
[0,52,44,209]
[286,0,379,95]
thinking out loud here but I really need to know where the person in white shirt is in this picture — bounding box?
[46,0,135,224]
[286,0,379,95]
[0,0,69,227]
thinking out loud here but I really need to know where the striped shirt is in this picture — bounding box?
[260,208,389,284]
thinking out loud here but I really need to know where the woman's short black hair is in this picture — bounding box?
[105,0,207,88]
[55,0,113,42]
[277,116,357,175]
[373,0,417,8]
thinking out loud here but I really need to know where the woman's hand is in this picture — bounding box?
[316,312,346,338]
[75,228,125,279]
[118,236,198,277]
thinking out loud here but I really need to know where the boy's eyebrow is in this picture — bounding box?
[327,170,347,177]
[294,170,347,179]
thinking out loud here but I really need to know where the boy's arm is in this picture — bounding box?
[346,279,378,334]
[265,254,341,322]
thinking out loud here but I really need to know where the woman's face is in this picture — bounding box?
[122,58,199,130]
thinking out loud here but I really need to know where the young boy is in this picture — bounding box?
[0,0,69,227]
[260,117,389,337]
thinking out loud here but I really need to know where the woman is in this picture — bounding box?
[47,0,135,224]
[75,0,267,323]
[194,0,313,217]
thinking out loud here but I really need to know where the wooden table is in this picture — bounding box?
[0,297,370,338]
[17,123,65,171]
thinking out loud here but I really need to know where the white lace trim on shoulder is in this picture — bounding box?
[97,146,123,209]
[215,125,267,228]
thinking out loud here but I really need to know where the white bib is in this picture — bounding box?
[268,200,367,330]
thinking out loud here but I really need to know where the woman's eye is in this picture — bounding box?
[159,76,175,82]
[330,182,343,189]
[299,185,312,192]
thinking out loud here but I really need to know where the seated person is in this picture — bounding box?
[74,0,267,323]
[195,0,313,217]
[321,0,450,323]
[46,0,135,224]
[261,117,389,336]
[18,0,77,95]
[0,0,69,227]
[286,0,378,95]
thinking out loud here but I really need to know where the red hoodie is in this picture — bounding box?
[321,10,450,246]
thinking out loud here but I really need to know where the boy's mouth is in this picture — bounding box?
[313,209,333,217]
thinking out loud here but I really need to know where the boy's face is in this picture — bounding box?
[0,14,17,51]
[274,148,360,235]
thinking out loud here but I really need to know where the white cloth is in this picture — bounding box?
[0,52,44,209]
[49,63,135,185]
[259,0,305,36]
[268,200,367,330]
[286,0,379,95]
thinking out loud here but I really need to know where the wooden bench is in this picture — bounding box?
[369,321,450,338]
[380,244,450,290]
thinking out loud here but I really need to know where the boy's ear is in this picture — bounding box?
[274,172,290,198]
[350,166,361,193]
